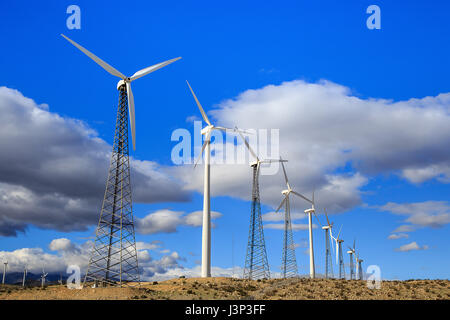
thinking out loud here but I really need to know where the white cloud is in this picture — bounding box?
[184,210,222,227]
[264,223,317,231]
[135,209,223,235]
[0,87,190,236]
[0,238,184,278]
[392,225,417,233]
[49,238,77,252]
[395,241,429,252]
[172,80,450,217]
[387,233,409,240]
[136,240,163,251]
[378,201,450,229]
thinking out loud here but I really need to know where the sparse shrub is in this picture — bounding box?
[152,281,158,285]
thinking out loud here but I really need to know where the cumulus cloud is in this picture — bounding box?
[264,223,317,231]
[171,80,450,217]
[0,238,90,273]
[135,209,223,235]
[387,233,409,240]
[0,238,184,278]
[378,201,450,229]
[395,241,429,252]
[0,87,190,236]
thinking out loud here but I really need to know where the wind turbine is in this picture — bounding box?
[304,191,322,279]
[61,34,181,151]
[331,225,345,279]
[323,209,334,279]
[2,261,7,285]
[186,81,234,278]
[275,159,314,278]
[356,252,364,280]
[347,239,356,280]
[62,34,180,286]
[41,268,48,288]
[237,129,286,280]
[22,266,27,287]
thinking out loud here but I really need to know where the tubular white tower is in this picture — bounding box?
[2,262,7,285]
[186,81,235,278]
[22,267,27,287]
[305,208,315,279]
[202,140,211,277]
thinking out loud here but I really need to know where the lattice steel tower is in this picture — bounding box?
[337,240,345,279]
[281,196,298,278]
[348,251,355,280]
[84,86,140,287]
[243,164,270,280]
[357,257,364,280]
[323,227,334,279]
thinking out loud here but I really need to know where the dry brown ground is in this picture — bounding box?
[0,277,449,300]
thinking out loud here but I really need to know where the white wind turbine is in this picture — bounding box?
[186,80,234,278]
[41,267,48,288]
[275,159,318,278]
[2,261,7,285]
[347,239,356,280]
[323,209,334,279]
[356,251,364,280]
[237,128,286,279]
[331,224,345,279]
[303,191,321,279]
[61,34,181,150]
[22,266,27,287]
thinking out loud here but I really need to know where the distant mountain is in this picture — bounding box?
[2,272,69,286]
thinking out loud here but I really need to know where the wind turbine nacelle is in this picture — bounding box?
[201,125,213,135]
[322,226,331,230]
[304,208,315,214]
[347,251,353,254]
[281,189,290,195]
[117,79,127,90]
[250,160,259,167]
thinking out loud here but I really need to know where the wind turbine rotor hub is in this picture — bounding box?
[281,189,290,195]
[250,160,259,167]
[201,125,213,135]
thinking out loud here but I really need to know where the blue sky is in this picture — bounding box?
[0,0,449,280]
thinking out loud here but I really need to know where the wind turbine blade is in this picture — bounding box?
[353,239,356,251]
[280,158,290,189]
[330,230,335,251]
[260,159,288,163]
[312,211,322,227]
[194,130,211,168]
[236,127,258,161]
[126,82,136,151]
[337,224,343,240]
[61,34,125,79]
[324,208,331,226]
[275,196,287,213]
[291,191,313,204]
[130,57,181,81]
[214,126,233,132]
[186,80,211,126]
